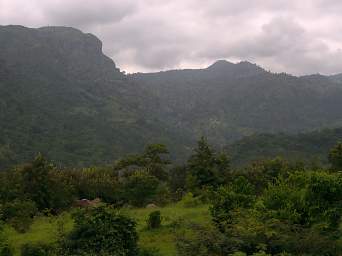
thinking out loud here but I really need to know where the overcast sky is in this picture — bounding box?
[1,0,342,75]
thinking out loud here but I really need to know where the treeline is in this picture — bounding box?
[0,138,342,255]
[228,127,342,166]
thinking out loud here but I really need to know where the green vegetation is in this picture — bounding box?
[2,25,342,169]
[147,211,162,229]
[59,206,139,256]
[1,24,342,256]
[329,142,342,171]
[0,139,341,255]
[228,127,342,167]
[4,214,73,255]
[4,204,210,256]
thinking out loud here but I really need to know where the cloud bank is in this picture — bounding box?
[1,0,342,74]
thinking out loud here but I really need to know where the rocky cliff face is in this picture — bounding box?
[0,26,122,81]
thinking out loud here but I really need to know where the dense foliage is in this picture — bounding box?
[228,128,342,166]
[0,139,342,255]
[59,206,138,256]
[147,211,162,229]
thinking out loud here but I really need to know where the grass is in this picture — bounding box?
[4,213,73,256]
[5,203,211,256]
[123,203,211,256]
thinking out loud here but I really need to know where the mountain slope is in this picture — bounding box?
[0,25,189,168]
[132,61,342,144]
[330,73,342,83]
[1,25,342,168]
[227,127,342,166]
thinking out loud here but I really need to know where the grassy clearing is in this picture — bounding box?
[4,213,73,256]
[5,203,211,256]
[123,203,211,255]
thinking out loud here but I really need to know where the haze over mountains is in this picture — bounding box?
[1,25,342,167]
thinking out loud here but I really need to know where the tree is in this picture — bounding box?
[20,153,53,211]
[60,206,138,256]
[122,171,159,207]
[245,157,290,193]
[187,137,230,192]
[0,222,12,256]
[143,144,170,181]
[210,176,255,231]
[147,211,162,229]
[328,142,342,171]
[67,167,120,204]
[1,199,37,233]
[114,144,170,181]
[20,154,73,212]
[21,243,53,256]
[168,165,187,193]
[207,170,342,255]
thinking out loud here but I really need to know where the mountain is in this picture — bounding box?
[1,25,342,168]
[132,61,342,145]
[227,127,342,167]
[330,73,342,83]
[0,25,189,168]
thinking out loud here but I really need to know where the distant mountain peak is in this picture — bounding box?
[206,59,265,77]
[207,60,235,70]
[236,60,257,67]
[0,25,121,79]
[329,73,342,83]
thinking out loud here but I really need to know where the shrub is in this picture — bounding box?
[154,183,171,206]
[0,246,13,256]
[328,142,342,171]
[123,171,159,207]
[139,247,161,256]
[179,192,201,208]
[60,206,138,256]
[175,225,227,256]
[147,211,161,229]
[19,154,75,213]
[0,200,37,233]
[21,243,53,256]
[0,222,12,256]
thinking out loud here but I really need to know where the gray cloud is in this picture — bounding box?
[1,0,342,75]
[40,0,137,28]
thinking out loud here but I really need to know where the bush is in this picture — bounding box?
[0,247,13,256]
[175,225,227,256]
[60,206,138,256]
[147,211,161,229]
[0,200,37,233]
[0,222,12,256]
[20,154,74,212]
[139,247,161,256]
[123,171,159,207]
[179,192,202,208]
[154,183,171,206]
[21,243,53,256]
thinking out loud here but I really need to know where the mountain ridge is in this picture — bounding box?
[1,25,342,167]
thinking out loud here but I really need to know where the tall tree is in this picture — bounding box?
[114,144,170,181]
[328,142,342,171]
[187,137,230,191]
[21,153,53,211]
[20,154,73,212]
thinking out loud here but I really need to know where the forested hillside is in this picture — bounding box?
[228,127,342,166]
[1,25,342,168]
[132,61,342,145]
[0,25,189,168]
